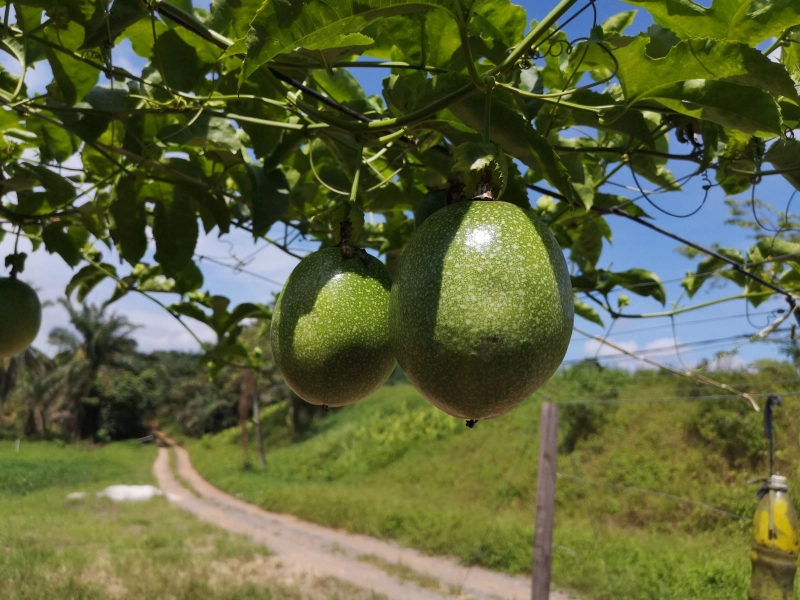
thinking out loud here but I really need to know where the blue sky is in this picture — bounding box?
[0,0,796,371]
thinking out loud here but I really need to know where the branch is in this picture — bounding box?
[592,205,794,299]
[583,291,766,319]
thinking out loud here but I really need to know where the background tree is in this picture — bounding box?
[48,300,140,439]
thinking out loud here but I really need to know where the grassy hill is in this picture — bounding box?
[183,363,800,600]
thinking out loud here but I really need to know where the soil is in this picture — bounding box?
[152,435,578,600]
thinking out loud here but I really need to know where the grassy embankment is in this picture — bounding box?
[0,440,384,599]
[184,366,800,600]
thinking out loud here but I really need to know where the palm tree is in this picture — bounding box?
[0,347,57,436]
[49,300,140,439]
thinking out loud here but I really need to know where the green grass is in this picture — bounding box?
[356,554,448,594]
[0,440,386,600]
[185,370,800,600]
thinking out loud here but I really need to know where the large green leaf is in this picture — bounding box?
[154,29,212,92]
[681,248,746,297]
[43,22,100,105]
[109,176,147,266]
[249,166,290,237]
[41,223,89,267]
[148,182,199,278]
[238,0,459,78]
[468,0,526,65]
[82,0,148,49]
[624,0,800,46]
[613,36,798,135]
[66,263,117,302]
[765,139,800,191]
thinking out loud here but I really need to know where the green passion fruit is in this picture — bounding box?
[271,247,395,407]
[0,278,42,359]
[389,201,573,420]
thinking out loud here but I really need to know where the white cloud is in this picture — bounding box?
[705,354,748,372]
[120,306,216,353]
[582,337,638,358]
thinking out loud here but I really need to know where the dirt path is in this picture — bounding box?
[153,438,576,600]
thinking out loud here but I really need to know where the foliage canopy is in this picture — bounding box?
[0,0,799,367]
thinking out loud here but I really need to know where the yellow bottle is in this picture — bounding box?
[748,474,799,600]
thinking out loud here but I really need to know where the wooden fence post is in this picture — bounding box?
[532,402,558,600]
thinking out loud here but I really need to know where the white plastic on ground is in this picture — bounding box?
[66,492,86,500]
[96,485,170,502]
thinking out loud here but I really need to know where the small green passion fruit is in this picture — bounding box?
[271,247,395,407]
[389,201,574,421]
[0,277,42,359]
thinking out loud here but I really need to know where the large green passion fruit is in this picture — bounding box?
[389,201,573,420]
[271,247,395,407]
[0,278,42,359]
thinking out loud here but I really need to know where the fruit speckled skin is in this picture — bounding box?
[389,201,573,420]
[0,278,42,359]
[271,247,395,407]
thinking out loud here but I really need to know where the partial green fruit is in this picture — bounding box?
[0,278,42,359]
[271,247,395,407]
[389,201,573,420]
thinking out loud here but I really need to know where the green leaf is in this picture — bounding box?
[611,268,666,304]
[573,299,604,326]
[599,11,637,37]
[27,116,80,163]
[682,248,745,297]
[78,202,108,242]
[109,176,147,265]
[249,166,290,237]
[569,219,608,269]
[239,0,457,79]
[154,29,210,92]
[753,238,800,263]
[310,68,383,115]
[172,261,204,295]
[468,0,526,65]
[43,22,100,105]
[13,163,76,209]
[765,139,800,192]
[714,129,759,194]
[41,223,89,267]
[0,36,27,99]
[66,263,116,302]
[297,33,375,65]
[613,36,797,135]
[623,0,800,46]
[149,184,199,278]
[82,0,148,49]
[221,302,269,334]
[169,301,210,325]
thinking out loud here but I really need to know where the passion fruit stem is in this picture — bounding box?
[473,167,494,201]
[9,229,20,280]
[338,219,353,246]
